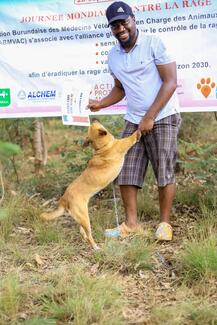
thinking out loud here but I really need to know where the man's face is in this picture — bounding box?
[110,16,137,48]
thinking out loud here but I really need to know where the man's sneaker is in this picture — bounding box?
[104,222,144,239]
[155,222,173,241]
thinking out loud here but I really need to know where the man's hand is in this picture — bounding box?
[138,115,154,134]
[87,99,102,112]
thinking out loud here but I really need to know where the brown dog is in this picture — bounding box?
[40,121,140,249]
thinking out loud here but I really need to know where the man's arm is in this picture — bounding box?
[87,79,125,112]
[138,62,177,133]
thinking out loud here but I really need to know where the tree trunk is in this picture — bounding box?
[33,120,47,175]
[0,165,5,205]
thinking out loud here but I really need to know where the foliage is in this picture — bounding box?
[0,141,21,161]
[178,112,205,142]
[0,118,37,145]
[178,139,217,197]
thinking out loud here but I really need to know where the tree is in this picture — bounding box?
[0,141,21,205]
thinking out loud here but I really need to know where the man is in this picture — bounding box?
[88,1,181,241]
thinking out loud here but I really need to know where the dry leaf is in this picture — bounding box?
[17,227,31,234]
[34,254,44,266]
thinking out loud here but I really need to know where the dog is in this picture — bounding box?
[40,120,141,249]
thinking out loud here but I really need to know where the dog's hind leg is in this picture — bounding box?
[80,226,87,240]
[69,204,99,250]
[81,219,99,250]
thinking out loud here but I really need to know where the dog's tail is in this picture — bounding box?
[40,204,65,221]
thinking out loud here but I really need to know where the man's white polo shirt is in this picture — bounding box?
[108,31,180,124]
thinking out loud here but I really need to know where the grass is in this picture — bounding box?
[177,206,217,283]
[0,197,31,243]
[0,266,125,325]
[39,266,124,324]
[34,221,65,244]
[93,236,153,272]
[193,206,217,239]
[137,185,159,221]
[150,299,217,325]
[22,319,56,325]
[175,183,206,210]
[0,273,21,324]
[179,235,217,282]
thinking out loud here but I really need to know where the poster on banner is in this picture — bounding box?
[0,0,217,119]
[61,81,90,126]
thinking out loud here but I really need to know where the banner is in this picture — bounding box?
[0,0,217,119]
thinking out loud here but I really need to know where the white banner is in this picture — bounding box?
[0,0,217,119]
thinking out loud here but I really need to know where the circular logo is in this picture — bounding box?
[17,90,26,100]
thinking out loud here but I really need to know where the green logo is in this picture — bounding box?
[0,88,11,107]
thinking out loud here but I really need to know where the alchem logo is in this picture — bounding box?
[27,90,56,100]
[17,89,57,102]
[0,88,11,107]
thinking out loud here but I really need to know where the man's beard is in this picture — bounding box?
[117,33,132,48]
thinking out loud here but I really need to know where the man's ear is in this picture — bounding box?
[98,129,107,136]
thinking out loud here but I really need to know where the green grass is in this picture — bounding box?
[39,265,124,324]
[0,264,125,324]
[150,300,217,325]
[178,206,217,283]
[93,236,153,272]
[137,187,159,221]
[180,235,217,282]
[0,194,42,244]
[22,319,57,325]
[34,221,65,244]
[0,273,21,324]
[192,206,217,239]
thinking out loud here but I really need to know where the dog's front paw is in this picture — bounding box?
[136,129,142,141]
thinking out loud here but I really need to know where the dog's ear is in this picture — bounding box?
[91,118,99,123]
[82,137,91,147]
[98,129,107,136]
